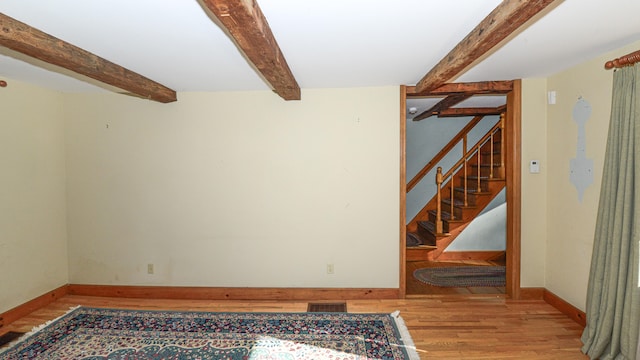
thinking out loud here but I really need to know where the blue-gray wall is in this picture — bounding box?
[445,189,506,251]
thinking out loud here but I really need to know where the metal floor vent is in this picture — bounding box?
[307,302,347,313]
[0,331,24,347]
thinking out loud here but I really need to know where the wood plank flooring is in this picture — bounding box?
[2,294,587,359]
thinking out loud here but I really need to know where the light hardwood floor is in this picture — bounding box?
[2,294,587,359]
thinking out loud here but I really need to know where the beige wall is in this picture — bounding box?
[544,40,640,310]
[6,39,640,308]
[0,80,68,313]
[520,78,548,287]
[64,87,401,288]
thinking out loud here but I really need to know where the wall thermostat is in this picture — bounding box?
[530,160,540,174]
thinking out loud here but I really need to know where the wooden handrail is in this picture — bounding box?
[605,49,640,69]
[407,115,483,191]
[433,119,503,233]
[440,121,501,180]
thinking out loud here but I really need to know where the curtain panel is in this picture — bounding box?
[581,63,640,360]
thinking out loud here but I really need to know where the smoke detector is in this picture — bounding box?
[408,107,418,115]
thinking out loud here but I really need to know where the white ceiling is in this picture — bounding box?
[1,0,639,95]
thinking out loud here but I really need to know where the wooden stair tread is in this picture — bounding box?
[453,187,490,195]
[467,175,505,181]
[410,244,437,249]
[410,227,437,246]
[417,221,450,236]
[428,210,465,222]
[472,163,502,168]
[442,198,476,208]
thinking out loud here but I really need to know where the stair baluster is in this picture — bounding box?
[490,131,495,179]
[463,135,468,207]
[435,167,443,234]
[500,113,505,175]
[450,183,455,220]
[477,146,481,192]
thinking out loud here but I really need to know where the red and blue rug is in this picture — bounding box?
[0,307,419,359]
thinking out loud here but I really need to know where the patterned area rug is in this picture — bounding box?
[0,307,419,359]
[414,265,506,287]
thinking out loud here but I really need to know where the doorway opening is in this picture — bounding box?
[399,81,522,298]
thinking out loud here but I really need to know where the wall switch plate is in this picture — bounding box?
[326,264,334,274]
[548,91,556,105]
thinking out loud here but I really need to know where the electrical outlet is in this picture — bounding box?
[147,263,154,274]
[326,264,334,274]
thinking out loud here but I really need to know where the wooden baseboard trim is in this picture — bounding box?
[68,284,400,301]
[519,287,544,300]
[543,289,586,327]
[436,251,505,261]
[0,285,69,329]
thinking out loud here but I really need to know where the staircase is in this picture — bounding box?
[406,114,506,261]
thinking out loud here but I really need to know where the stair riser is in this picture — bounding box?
[453,190,478,206]
[406,248,433,262]
[427,209,468,231]
[471,166,503,178]
[481,153,502,163]
[417,224,437,244]
[440,203,462,218]
[454,191,476,206]
[459,178,490,192]
[438,203,479,220]
[407,232,436,247]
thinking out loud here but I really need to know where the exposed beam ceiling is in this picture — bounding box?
[407,81,513,97]
[437,106,506,118]
[1,1,638,94]
[407,81,511,121]
[201,0,300,101]
[0,12,177,103]
[413,94,473,121]
[414,0,558,93]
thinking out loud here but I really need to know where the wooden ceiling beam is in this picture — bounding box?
[414,0,557,93]
[413,93,473,121]
[202,0,300,101]
[0,13,176,103]
[407,81,513,97]
[437,106,505,118]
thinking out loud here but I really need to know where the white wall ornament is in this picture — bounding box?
[569,97,594,202]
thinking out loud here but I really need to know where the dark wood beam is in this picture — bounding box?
[414,0,557,93]
[438,106,505,117]
[0,13,176,103]
[201,0,300,101]
[413,93,473,121]
[407,81,513,97]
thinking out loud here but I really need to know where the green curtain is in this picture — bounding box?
[581,63,640,360]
